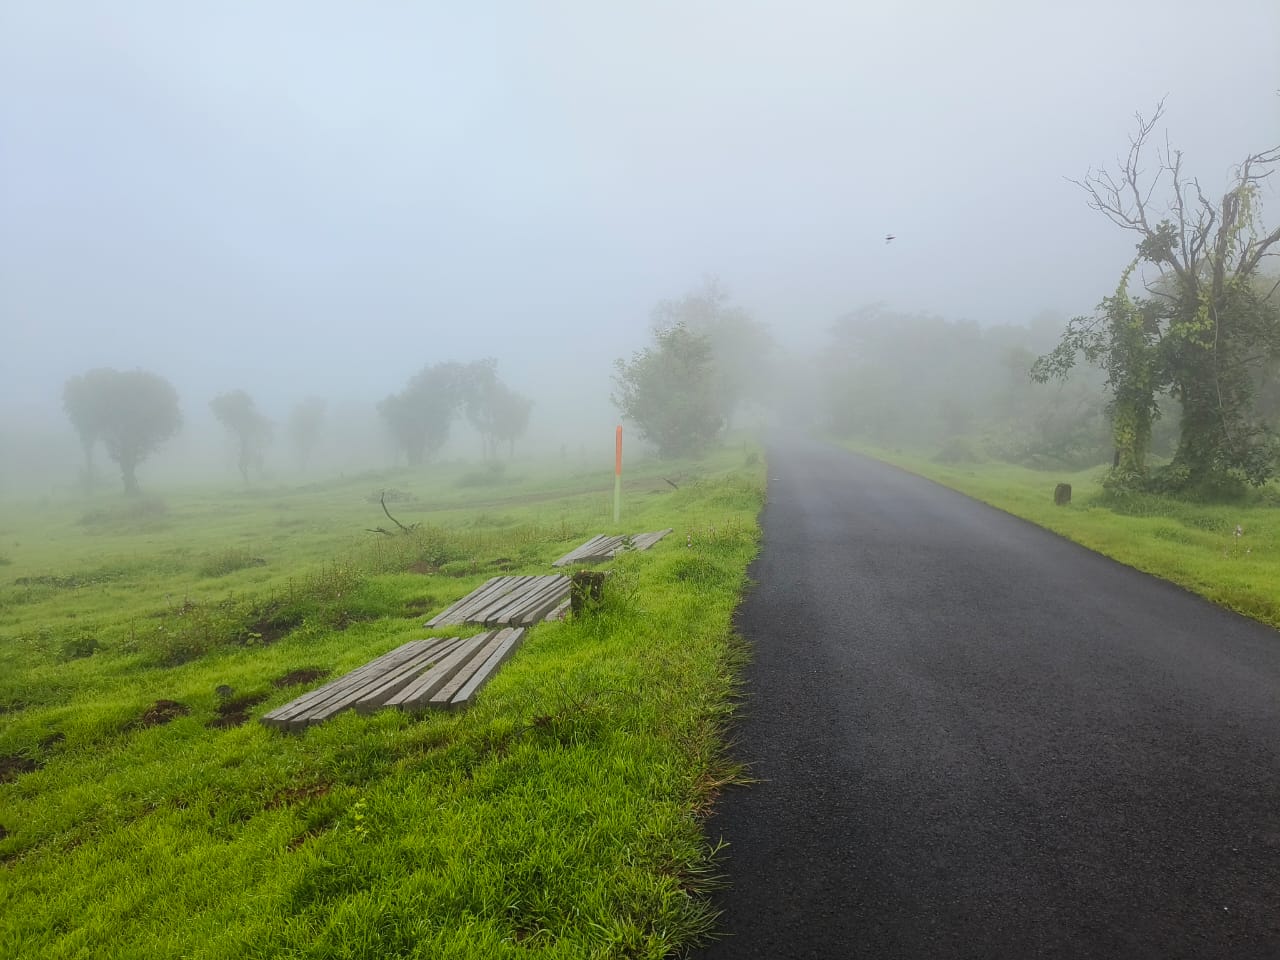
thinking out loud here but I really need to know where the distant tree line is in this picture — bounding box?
[377,359,532,466]
[59,358,532,495]
[817,306,1114,470]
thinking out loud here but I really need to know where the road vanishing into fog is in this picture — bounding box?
[697,437,1280,960]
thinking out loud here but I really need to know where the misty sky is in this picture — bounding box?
[2,1,1278,420]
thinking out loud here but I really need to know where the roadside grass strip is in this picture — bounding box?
[0,450,763,958]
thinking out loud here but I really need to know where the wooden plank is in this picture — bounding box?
[260,640,432,729]
[514,591,572,626]
[429,576,534,627]
[351,637,472,713]
[449,576,532,621]
[627,528,673,552]
[501,578,572,626]
[425,578,501,627]
[387,634,493,709]
[295,639,472,727]
[466,575,548,625]
[490,576,569,625]
[423,628,520,709]
[551,534,613,567]
[448,627,528,708]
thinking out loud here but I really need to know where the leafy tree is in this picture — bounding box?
[378,363,466,466]
[210,390,273,483]
[461,360,533,459]
[62,368,115,489]
[613,322,725,458]
[489,383,533,459]
[1036,103,1280,491]
[650,277,775,420]
[286,397,326,472]
[62,368,182,495]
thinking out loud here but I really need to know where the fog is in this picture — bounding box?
[2,1,1278,494]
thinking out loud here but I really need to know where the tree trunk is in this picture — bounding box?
[121,458,140,496]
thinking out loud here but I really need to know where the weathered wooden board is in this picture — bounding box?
[551,529,673,567]
[260,627,533,729]
[389,627,521,710]
[426,575,570,627]
[260,639,436,730]
[442,627,527,709]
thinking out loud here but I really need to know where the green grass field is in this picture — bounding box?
[839,442,1280,630]
[0,450,764,959]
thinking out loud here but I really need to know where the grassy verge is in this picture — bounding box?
[0,449,764,959]
[835,442,1280,630]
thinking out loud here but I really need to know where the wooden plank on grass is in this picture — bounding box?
[351,637,473,713]
[425,578,502,628]
[447,627,528,709]
[488,576,569,625]
[450,576,536,620]
[551,530,672,566]
[293,638,473,728]
[424,628,522,709]
[501,577,572,626]
[386,634,494,710]
[260,640,433,729]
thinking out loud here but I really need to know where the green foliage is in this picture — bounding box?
[377,362,467,466]
[462,360,534,460]
[613,323,727,458]
[1039,108,1280,494]
[62,368,182,495]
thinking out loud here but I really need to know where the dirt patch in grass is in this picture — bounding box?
[243,610,302,645]
[207,692,269,729]
[273,668,329,688]
[131,700,190,729]
[0,754,41,783]
[0,824,8,840]
[0,700,28,716]
[407,560,438,575]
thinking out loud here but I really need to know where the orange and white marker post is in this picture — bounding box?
[613,425,623,524]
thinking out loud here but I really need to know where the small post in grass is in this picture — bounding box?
[1054,483,1072,506]
[571,570,607,617]
[613,425,623,524]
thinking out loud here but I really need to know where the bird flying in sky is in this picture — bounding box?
[885,234,896,244]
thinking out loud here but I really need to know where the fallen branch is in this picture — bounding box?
[367,490,420,536]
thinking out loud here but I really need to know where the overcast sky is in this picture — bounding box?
[2,0,1278,420]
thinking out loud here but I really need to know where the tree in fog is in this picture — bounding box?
[462,360,533,459]
[378,362,466,466]
[62,368,114,490]
[62,368,182,495]
[1035,102,1280,491]
[650,277,776,420]
[210,390,273,483]
[613,322,725,458]
[286,397,326,472]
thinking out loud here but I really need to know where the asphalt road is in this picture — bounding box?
[696,438,1280,960]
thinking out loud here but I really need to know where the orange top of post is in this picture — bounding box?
[615,426,623,476]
